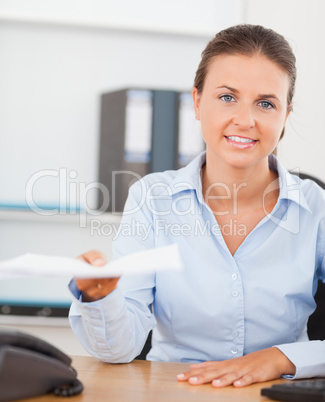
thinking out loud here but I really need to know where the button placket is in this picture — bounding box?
[231,271,239,297]
[228,264,244,358]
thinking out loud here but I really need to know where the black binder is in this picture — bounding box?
[98,88,179,212]
[150,90,179,173]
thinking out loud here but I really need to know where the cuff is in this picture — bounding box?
[275,341,325,379]
[68,280,127,355]
[68,278,82,300]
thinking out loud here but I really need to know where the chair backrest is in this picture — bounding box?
[294,172,325,340]
[308,281,325,340]
[135,331,152,360]
[294,172,325,190]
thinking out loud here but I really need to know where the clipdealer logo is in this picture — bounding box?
[25,167,302,235]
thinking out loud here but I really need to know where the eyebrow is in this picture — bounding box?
[216,86,281,103]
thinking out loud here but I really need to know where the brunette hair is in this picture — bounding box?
[194,24,296,142]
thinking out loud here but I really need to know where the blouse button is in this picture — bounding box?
[231,349,238,355]
[231,274,238,280]
[232,291,239,297]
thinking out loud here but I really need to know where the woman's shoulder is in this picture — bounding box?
[129,154,205,197]
[125,168,187,205]
[295,173,325,213]
[142,168,181,186]
[129,168,182,196]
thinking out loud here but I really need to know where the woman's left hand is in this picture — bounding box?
[177,347,296,388]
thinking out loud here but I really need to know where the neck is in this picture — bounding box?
[201,151,279,212]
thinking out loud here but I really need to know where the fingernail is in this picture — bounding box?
[212,379,221,386]
[234,380,242,386]
[93,258,104,266]
[189,377,198,383]
[177,373,185,380]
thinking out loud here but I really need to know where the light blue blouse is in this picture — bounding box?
[69,152,325,379]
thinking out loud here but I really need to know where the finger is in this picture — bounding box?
[233,373,256,387]
[178,361,220,382]
[179,367,228,385]
[177,366,218,382]
[177,368,205,381]
[77,250,106,266]
[177,370,199,382]
[211,372,242,388]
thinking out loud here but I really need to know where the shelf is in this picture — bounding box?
[0,314,69,327]
[0,208,122,225]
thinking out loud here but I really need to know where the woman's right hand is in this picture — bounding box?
[75,250,120,302]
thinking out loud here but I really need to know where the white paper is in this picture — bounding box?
[0,244,183,279]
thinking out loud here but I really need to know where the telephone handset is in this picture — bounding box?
[0,328,83,401]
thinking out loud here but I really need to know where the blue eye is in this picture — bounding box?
[220,94,235,103]
[259,101,274,110]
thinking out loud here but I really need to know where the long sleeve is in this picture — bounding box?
[69,180,157,363]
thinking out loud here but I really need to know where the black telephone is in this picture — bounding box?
[0,328,83,401]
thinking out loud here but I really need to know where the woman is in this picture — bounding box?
[69,24,325,387]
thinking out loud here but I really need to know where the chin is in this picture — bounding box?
[221,153,268,171]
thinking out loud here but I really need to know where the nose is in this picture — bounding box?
[232,104,255,130]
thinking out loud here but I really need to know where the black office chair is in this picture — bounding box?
[292,172,325,340]
[135,331,152,360]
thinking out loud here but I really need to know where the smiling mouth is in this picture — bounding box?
[224,135,258,149]
[225,135,257,144]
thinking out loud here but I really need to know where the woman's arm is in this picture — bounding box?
[69,180,156,363]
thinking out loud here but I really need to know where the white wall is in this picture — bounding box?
[246,0,325,181]
[0,0,242,36]
[0,23,206,207]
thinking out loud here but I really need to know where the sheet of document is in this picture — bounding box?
[0,244,182,279]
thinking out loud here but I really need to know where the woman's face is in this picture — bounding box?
[193,53,291,171]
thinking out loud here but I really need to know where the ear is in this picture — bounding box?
[192,87,201,120]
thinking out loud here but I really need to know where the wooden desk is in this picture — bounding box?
[21,356,289,401]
